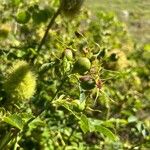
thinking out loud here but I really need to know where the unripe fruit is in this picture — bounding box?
[11,0,21,6]
[0,29,9,39]
[3,60,36,101]
[16,11,31,24]
[105,49,128,70]
[73,57,91,74]
[80,75,95,90]
[64,49,73,61]
[0,24,11,39]
[61,0,84,17]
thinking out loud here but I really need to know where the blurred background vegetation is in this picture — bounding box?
[86,0,150,44]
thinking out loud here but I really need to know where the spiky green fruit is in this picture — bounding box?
[61,0,84,17]
[3,60,36,101]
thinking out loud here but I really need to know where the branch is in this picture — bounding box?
[37,7,62,53]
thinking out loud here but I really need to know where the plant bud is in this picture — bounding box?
[64,49,73,61]
[3,60,36,101]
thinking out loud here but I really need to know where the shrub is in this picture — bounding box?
[0,0,149,149]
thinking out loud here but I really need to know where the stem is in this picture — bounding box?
[63,124,78,150]
[37,7,61,53]
[0,129,19,150]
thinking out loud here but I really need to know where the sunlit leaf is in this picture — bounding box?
[128,115,138,123]
[79,114,91,133]
[3,114,25,130]
[94,125,117,141]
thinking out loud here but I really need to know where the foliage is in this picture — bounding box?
[0,0,150,149]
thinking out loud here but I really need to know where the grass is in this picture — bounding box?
[85,0,150,44]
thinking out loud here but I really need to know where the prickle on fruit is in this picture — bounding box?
[3,60,36,101]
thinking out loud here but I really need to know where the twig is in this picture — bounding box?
[63,124,78,150]
[37,7,62,53]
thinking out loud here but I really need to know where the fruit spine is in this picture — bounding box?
[3,60,36,101]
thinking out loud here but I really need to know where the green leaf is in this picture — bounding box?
[32,9,52,24]
[0,132,13,150]
[11,0,22,6]
[128,115,138,123]
[94,125,117,141]
[144,44,150,51]
[0,107,6,120]
[79,114,91,133]
[54,98,80,119]
[20,113,34,122]
[3,114,25,130]
[79,91,86,103]
[79,115,117,141]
